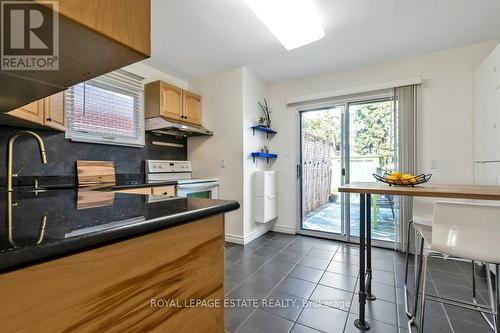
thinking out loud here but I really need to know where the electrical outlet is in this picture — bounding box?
[431,159,438,170]
[221,159,227,168]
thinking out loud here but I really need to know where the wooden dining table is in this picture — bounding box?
[338,181,500,330]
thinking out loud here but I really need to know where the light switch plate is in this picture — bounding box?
[431,159,438,169]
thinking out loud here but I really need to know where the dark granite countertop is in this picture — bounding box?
[0,174,178,190]
[0,189,239,273]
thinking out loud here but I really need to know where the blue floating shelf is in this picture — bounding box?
[251,125,277,138]
[251,152,278,163]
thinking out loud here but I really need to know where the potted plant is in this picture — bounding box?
[260,145,269,154]
[329,192,338,203]
[258,98,271,128]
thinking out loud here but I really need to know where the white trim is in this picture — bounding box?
[296,90,392,112]
[225,226,273,244]
[225,233,244,245]
[272,224,296,234]
[286,76,422,106]
[244,226,273,243]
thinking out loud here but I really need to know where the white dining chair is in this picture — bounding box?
[415,201,499,332]
[404,197,478,320]
[404,197,437,318]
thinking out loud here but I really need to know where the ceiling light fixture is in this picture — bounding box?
[244,0,325,50]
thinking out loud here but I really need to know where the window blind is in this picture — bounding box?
[65,69,145,147]
[394,85,418,252]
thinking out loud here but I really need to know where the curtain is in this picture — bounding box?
[394,85,418,252]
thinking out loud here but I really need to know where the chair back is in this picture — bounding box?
[432,201,500,263]
[412,197,437,223]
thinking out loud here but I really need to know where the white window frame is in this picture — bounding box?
[65,69,145,147]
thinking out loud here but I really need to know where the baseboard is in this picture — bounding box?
[225,233,245,245]
[225,224,274,245]
[242,226,272,244]
[272,224,296,234]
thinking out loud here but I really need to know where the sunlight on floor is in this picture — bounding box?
[303,202,397,242]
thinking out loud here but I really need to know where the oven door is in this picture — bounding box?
[177,182,219,199]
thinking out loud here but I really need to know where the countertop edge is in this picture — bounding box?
[0,200,240,275]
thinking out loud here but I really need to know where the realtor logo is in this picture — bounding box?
[1,0,59,70]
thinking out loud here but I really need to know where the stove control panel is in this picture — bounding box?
[145,160,192,173]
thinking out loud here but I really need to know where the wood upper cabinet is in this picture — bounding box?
[1,0,151,113]
[42,0,151,56]
[183,91,202,126]
[145,80,202,127]
[145,81,183,122]
[7,101,45,125]
[161,82,183,121]
[7,92,66,132]
[44,92,66,131]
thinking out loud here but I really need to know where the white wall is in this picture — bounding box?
[268,40,499,234]
[188,67,272,244]
[123,62,190,89]
[188,68,245,240]
[242,67,273,241]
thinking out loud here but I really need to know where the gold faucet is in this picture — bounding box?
[6,131,48,192]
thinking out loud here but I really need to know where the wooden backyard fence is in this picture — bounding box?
[302,133,334,215]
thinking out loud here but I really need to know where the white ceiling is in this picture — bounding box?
[146,0,500,83]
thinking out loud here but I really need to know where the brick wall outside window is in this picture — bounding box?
[72,83,136,138]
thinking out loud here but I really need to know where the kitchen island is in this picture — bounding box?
[0,188,239,332]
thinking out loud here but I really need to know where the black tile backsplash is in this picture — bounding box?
[0,126,187,186]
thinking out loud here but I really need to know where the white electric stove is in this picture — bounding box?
[145,160,219,199]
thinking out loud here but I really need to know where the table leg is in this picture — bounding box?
[366,193,376,301]
[355,193,370,330]
[495,265,499,332]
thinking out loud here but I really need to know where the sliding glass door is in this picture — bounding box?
[300,106,345,237]
[347,100,398,243]
[299,98,399,246]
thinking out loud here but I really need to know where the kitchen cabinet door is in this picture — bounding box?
[7,100,45,125]
[115,187,152,195]
[160,82,183,121]
[474,90,500,162]
[492,45,500,90]
[151,186,176,196]
[0,215,225,332]
[474,162,498,185]
[475,44,500,97]
[44,92,66,132]
[49,0,151,56]
[182,91,202,126]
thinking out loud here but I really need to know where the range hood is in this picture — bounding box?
[146,117,213,137]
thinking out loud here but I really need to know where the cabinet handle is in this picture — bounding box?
[46,117,52,122]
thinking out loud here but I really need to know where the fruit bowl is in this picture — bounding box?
[373,173,432,187]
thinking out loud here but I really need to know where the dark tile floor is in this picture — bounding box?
[225,231,496,333]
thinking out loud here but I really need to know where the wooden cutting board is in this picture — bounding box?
[77,161,116,187]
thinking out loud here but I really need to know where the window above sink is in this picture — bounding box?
[65,69,145,147]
